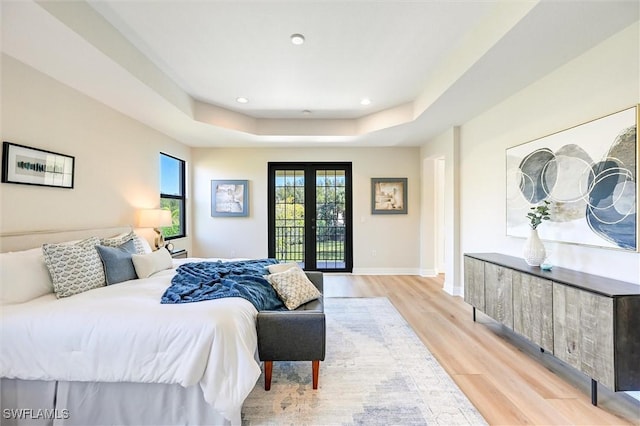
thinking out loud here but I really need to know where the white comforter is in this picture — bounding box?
[0,262,261,425]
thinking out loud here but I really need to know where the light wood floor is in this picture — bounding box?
[323,274,640,425]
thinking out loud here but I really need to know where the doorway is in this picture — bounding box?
[268,162,353,272]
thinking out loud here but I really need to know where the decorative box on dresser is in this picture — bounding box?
[464,253,640,405]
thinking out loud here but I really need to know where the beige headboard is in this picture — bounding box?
[0,226,133,253]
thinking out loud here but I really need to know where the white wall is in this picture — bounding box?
[419,156,437,276]
[0,55,191,250]
[420,127,462,293]
[455,22,640,285]
[191,147,421,273]
[435,158,446,273]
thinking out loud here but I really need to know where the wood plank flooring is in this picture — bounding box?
[323,274,640,425]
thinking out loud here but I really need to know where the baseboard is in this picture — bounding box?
[351,267,421,275]
[419,269,438,277]
[443,280,463,297]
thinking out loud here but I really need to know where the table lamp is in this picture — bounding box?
[137,208,172,250]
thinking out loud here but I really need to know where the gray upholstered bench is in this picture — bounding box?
[256,271,325,390]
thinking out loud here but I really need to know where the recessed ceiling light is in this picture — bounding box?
[360,98,371,106]
[236,97,248,104]
[290,33,305,45]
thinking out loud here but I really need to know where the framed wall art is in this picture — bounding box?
[1,142,75,189]
[211,179,249,217]
[506,105,638,251]
[371,177,407,214]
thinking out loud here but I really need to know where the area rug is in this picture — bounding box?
[242,297,487,425]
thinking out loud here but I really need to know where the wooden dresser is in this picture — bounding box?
[464,253,640,405]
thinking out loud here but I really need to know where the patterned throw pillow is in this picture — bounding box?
[43,237,106,298]
[267,262,300,274]
[267,266,321,310]
[101,231,147,255]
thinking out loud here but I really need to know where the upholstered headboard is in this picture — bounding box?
[0,226,133,253]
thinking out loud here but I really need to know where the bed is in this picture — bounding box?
[0,226,262,426]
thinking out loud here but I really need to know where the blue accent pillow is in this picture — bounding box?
[96,239,138,285]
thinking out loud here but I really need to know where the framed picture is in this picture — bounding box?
[211,179,249,217]
[506,105,638,252]
[371,177,407,214]
[1,142,75,189]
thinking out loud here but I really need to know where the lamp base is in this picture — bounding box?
[153,228,165,250]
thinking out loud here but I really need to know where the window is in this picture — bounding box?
[160,153,186,239]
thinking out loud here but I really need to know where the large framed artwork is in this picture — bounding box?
[211,179,249,217]
[371,177,407,214]
[1,142,75,188]
[506,105,638,251]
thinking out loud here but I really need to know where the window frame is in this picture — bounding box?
[160,152,186,240]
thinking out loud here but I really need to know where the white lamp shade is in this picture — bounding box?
[137,209,172,228]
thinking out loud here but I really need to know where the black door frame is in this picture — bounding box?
[268,162,353,272]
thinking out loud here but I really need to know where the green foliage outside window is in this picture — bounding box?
[160,198,183,238]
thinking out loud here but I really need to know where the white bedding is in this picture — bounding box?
[0,262,261,425]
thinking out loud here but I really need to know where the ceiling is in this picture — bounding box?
[2,1,638,148]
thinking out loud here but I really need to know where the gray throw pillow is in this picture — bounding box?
[96,239,138,285]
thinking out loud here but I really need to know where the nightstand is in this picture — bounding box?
[170,249,188,259]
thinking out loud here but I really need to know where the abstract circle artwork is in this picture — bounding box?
[506,106,637,251]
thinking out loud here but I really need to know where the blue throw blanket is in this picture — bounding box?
[161,258,285,311]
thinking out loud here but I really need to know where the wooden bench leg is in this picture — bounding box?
[312,360,320,389]
[264,361,273,391]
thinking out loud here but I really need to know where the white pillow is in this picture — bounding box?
[42,237,106,298]
[267,266,321,310]
[131,249,173,279]
[267,262,300,274]
[0,247,54,304]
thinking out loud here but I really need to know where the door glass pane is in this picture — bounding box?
[316,170,346,269]
[274,170,305,267]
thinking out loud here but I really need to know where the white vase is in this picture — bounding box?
[523,228,546,266]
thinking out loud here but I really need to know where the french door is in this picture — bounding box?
[268,162,352,272]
